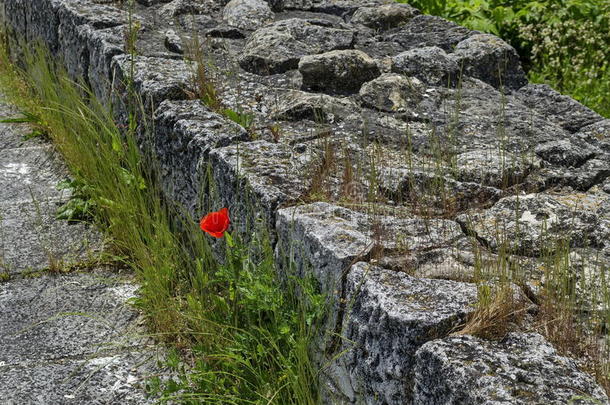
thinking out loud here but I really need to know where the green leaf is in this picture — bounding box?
[225,232,235,247]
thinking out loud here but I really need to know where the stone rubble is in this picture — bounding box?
[3,0,609,403]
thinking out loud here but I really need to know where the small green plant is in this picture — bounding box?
[222,107,254,130]
[55,179,97,222]
[0,271,10,282]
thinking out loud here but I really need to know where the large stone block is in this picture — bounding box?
[413,333,609,405]
[324,262,478,404]
[299,49,381,94]
[209,140,311,236]
[451,33,527,90]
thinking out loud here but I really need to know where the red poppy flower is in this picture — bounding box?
[199,208,230,238]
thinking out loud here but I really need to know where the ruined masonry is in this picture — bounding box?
[1,0,609,404]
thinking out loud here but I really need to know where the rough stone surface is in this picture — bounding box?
[385,15,473,52]
[112,55,194,116]
[458,192,610,257]
[358,73,422,112]
[210,140,313,236]
[0,146,69,202]
[350,3,419,30]
[413,333,610,405]
[299,49,381,94]
[325,262,478,405]
[239,18,354,75]
[271,90,359,122]
[391,46,460,87]
[516,84,604,132]
[154,99,249,216]
[223,0,274,31]
[451,33,528,89]
[0,90,159,403]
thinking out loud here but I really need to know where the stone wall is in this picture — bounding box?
[2,0,609,403]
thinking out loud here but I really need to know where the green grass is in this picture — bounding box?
[401,0,610,117]
[0,40,323,404]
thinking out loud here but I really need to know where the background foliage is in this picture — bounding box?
[400,0,610,117]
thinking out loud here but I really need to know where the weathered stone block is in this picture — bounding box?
[210,140,311,236]
[458,192,610,257]
[385,14,473,52]
[413,333,609,405]
[516,84,604,133]
[239,18,354,75]
[350,3,419,30]
[451,33,527,90]
[391,46,460,87]
[359,73,422,112]
[299,49,381,94]
[324,262,478,404]
[223,0,274,31]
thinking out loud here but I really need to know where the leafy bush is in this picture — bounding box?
[400,0,610,117]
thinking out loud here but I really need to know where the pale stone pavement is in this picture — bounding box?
[0,95,159,404]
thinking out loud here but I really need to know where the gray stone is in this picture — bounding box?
[0,103,43,151]
[535,139,598,167]
[458,192,610,257]
[378,167,502,213]
[177,13,217,31]
[350,3,419,30]
[239,18,354,75]
[85,25,126,101]
[111,55,194,117]
[223,0,274,31]
[209,141,312,235]
[275,203,466,296]
[0,273,144,364]
[413,333,609,405]
[154,99,249,216]
[516,84,604,133]
[0,89,158,403]
[0,352,156,404]
[604,178,610,194]
[324,262,478,404]
[359,73,422,112]
[158,0,206,18]
[385,15,473,53]
[205,24,246,39]
[429,78,569,157]
[451,33,528,90]
[299,49,380,94]
[271,90,359,122]
[391,46,460,86]
[0,146,69,203]
[0,199,103,275]
[454,149,540,188]
[5,2,610,404]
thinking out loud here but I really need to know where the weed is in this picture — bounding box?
[0,271,9,282]
[222,107,254,130]
[55,179,97,222]
[454,283,528,340]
